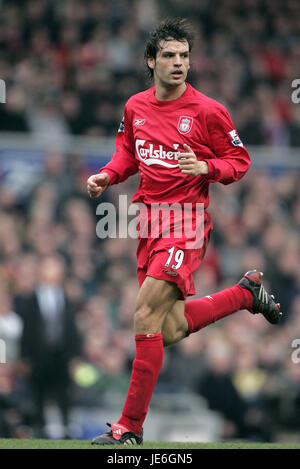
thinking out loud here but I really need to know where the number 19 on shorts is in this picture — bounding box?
[165,246,184,270]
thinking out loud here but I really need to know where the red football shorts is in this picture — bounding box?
[136,210,212,299]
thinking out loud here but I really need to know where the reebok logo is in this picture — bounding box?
[134,118,146,126]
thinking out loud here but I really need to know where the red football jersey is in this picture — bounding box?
[99,83,251,208]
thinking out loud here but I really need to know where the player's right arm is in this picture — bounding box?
[87,172,110,198]
[87,104,139,198]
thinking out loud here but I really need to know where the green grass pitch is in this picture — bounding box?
[0,439,300,449]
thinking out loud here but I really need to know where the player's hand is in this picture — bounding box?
[87,172,110,198]
[178,144,209,176]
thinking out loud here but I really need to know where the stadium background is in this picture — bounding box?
[0,0,300,443]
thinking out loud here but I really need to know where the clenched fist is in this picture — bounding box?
[178,144,209,176]
[87,172,110,198]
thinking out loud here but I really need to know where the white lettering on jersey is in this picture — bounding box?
[135,139,180,167]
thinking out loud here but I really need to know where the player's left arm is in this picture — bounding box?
[202,104,251,185]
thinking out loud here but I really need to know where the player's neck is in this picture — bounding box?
[154,82,187,101]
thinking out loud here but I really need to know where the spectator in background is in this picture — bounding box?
[0,86,29,132]
[195,338,249,440]
[14,255,82,438]
[0,284,27,437]
[0,283,23,362]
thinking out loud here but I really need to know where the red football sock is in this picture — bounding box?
[184,285,253,334]
[118,333,163,436]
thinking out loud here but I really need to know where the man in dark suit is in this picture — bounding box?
[15,255,81,438]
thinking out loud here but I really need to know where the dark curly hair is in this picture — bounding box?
[144,18,195,80]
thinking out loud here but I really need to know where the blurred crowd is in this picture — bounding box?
[0,0,300,442]
[0,152,299,440]
[0,0,300,146]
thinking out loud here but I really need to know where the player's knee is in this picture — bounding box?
[134,304,152,326]
[134,303,164,334]
[162,319,188,347]
[162,331,174,347]
[162,325,179,347]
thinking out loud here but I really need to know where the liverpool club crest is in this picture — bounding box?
[178,116,193,134]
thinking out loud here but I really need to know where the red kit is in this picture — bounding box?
[99,83,251,297]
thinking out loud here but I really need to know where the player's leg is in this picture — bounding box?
[162,270,283,348]
[161,300,187,347]
[162,282,254,347]
[92,276,180,446]
[133,275,179,334]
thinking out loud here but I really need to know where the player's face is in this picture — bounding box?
[148,39,190,88]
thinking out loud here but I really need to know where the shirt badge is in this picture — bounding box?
[178,116,193,134]
[229,129,244,147]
